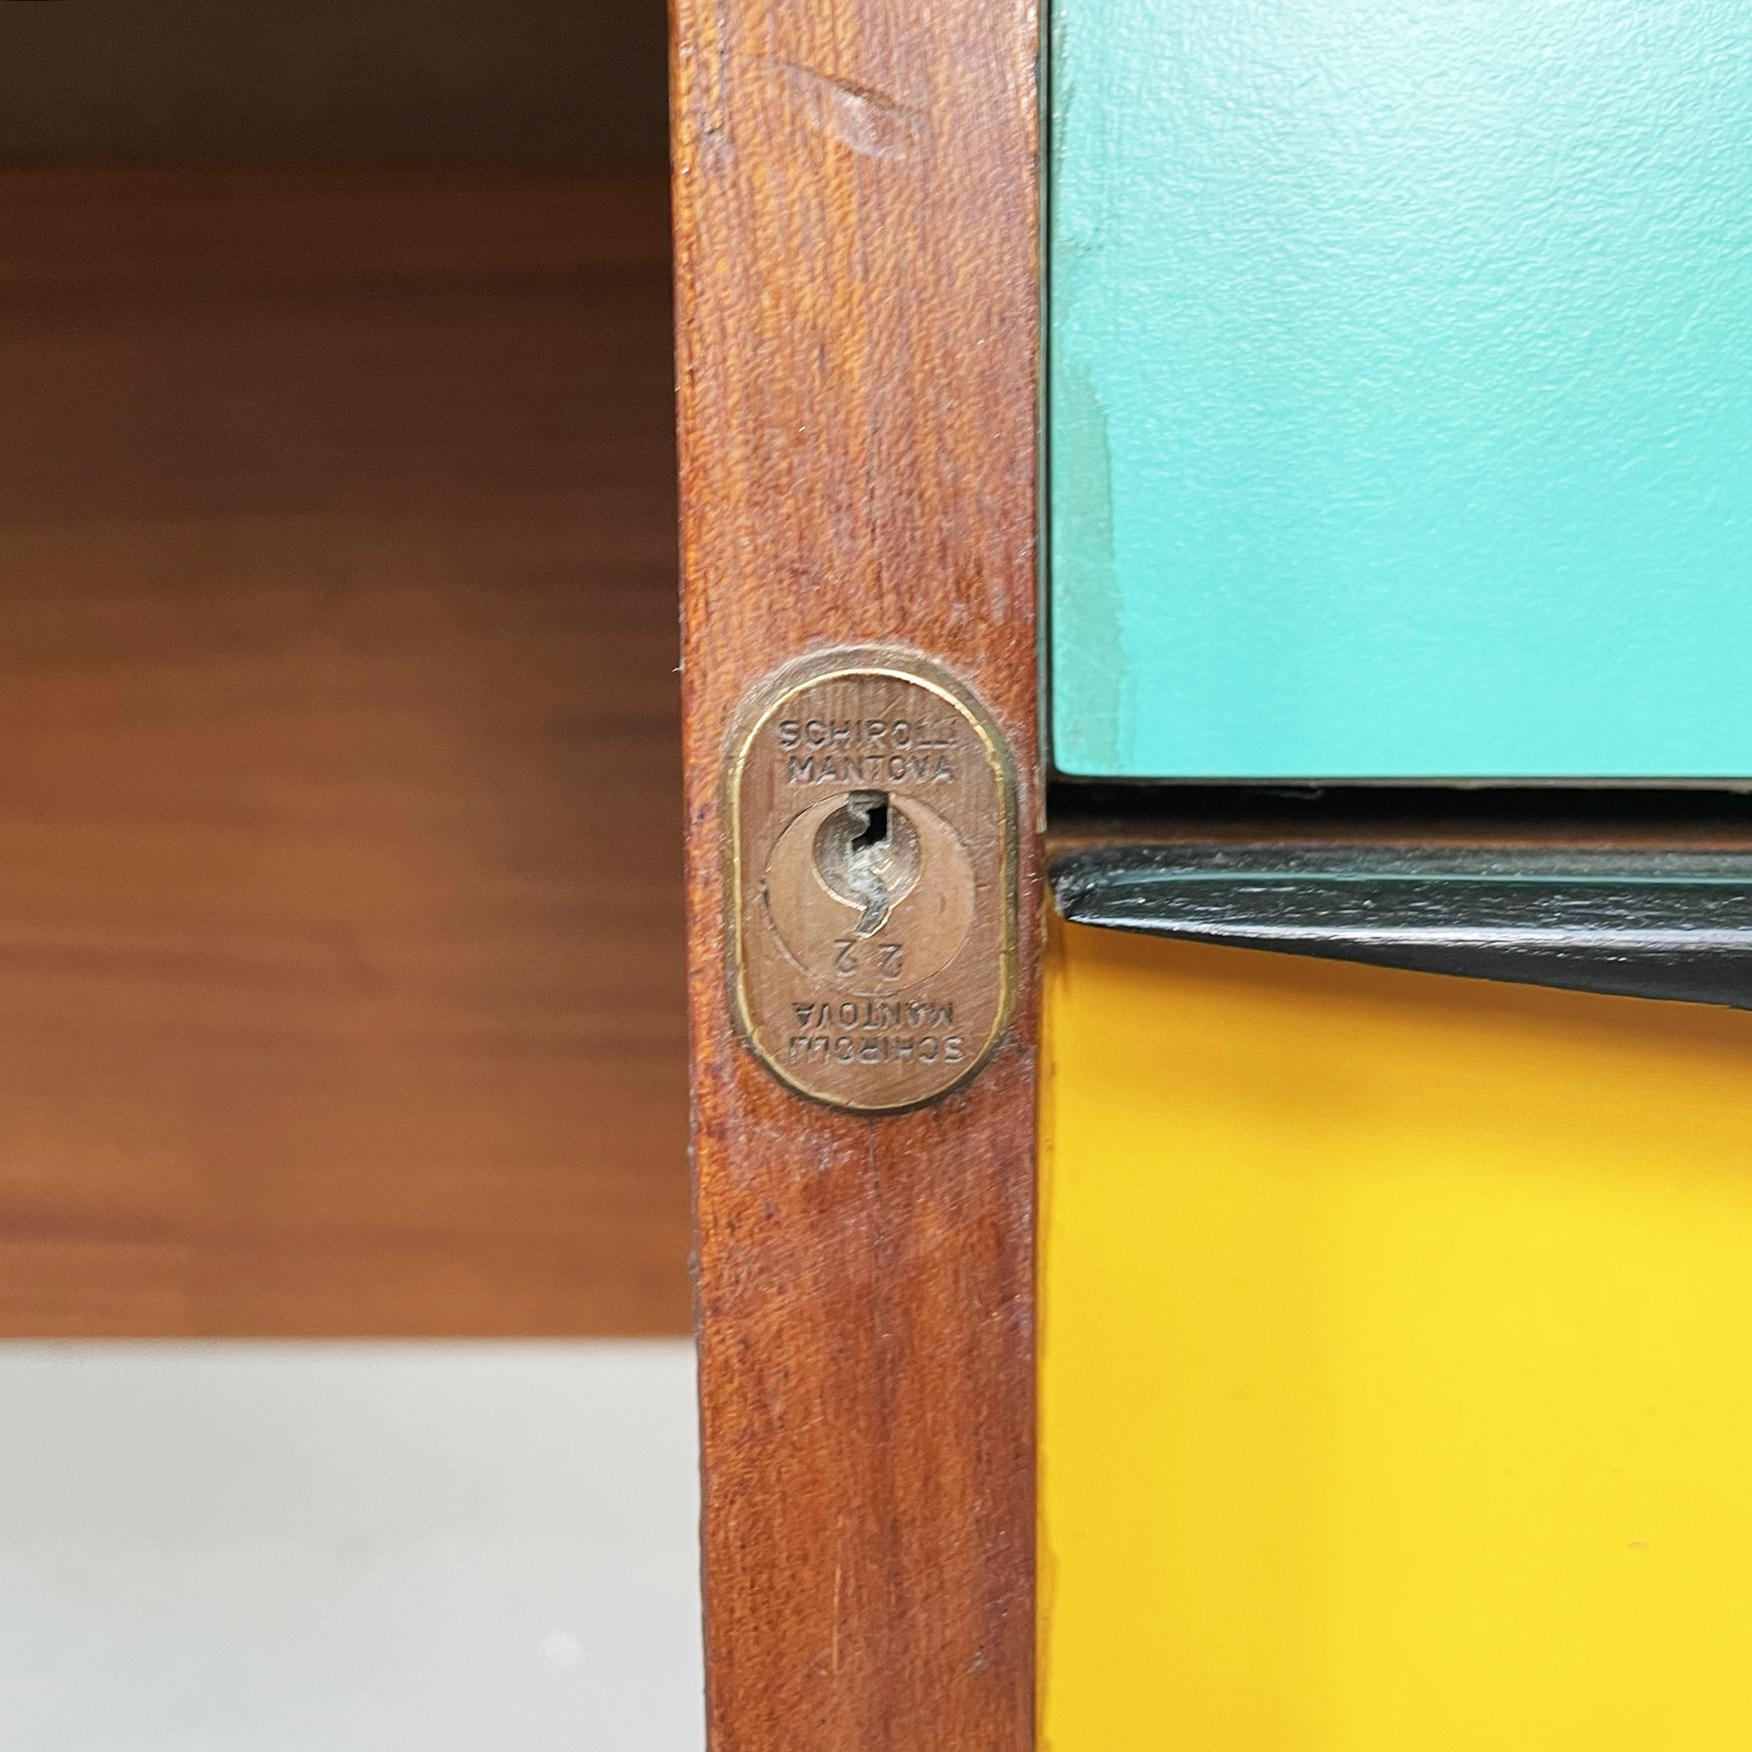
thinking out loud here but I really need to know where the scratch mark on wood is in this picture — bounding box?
[778,59,925,160]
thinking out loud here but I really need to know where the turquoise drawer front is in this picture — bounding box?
[1050,1,1752,780]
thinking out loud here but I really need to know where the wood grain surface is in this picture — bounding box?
[0,0,667,169]
[673,0,1041,1744]
[0,169,688,1337]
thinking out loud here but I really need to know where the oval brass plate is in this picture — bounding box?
[727,650,1017,1112]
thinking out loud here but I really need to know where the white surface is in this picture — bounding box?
[0,1341,703,1752]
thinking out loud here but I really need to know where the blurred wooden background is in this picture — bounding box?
[0,0,667,167]
[0,6,687,1335]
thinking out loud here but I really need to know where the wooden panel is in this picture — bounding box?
[1043,919,1752,1750]
[0,169,687,1337]
[0,0,667,167]
[673,0,1042,1743]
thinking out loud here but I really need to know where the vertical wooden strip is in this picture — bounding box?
[672,0,1041,1742]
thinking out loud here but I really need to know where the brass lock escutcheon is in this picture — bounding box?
[727,649,1017,1112]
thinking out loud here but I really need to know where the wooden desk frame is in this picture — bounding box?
[672,0,1044,1742]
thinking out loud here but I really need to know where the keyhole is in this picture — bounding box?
[813,789,921,937]
[851,796,888,856]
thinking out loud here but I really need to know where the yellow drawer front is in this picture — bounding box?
[1042,920,1752,1750]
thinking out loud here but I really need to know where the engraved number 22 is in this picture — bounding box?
[834,939,905,980]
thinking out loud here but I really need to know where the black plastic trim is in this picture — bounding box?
[1053,845,1752,1011]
